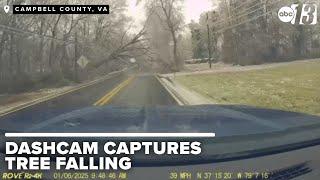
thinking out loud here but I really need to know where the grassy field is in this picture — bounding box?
[176,60,320,116]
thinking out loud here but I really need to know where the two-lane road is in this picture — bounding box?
[109,75,176,106]
[0,74,177,131]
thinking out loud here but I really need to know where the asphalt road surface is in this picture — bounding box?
[2,72,320,137]
[0,73,177,131]
[110,74,176,106]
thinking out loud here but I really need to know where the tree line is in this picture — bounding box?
[189,0,320,66]
[0,0,151,93]
[2,0,319,93]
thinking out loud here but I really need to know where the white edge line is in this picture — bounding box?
[155,75,185,106]
[5,133,215,138]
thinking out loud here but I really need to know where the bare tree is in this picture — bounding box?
[0,0,152,93]
[146,0,184,71]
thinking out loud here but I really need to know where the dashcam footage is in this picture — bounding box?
[0,0,319,179]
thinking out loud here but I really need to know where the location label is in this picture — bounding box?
[4,5,10,13]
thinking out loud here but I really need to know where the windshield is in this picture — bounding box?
[0,0,320,179]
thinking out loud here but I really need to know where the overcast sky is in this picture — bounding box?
[127,0,215,24]
[184,0,214,23]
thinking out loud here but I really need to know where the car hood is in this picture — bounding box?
[2,105,320,166]
[25,105,320,137]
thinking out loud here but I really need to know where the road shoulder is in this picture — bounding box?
[156,74,213,105]
[0,69,128,117]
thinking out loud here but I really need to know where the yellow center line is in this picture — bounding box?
[93,76,135,106]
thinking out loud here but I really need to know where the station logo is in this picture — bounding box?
[278,4,317,25]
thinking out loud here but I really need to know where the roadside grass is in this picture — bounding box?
[176,60,320,116]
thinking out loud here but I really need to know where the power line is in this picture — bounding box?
[212,11,270,34]
[213,0,264,28]
[0,24,102,49]
[0,23,144,64]
[0,24,74,44]
[212,0,284,34]
[213,11,271,34]
[229,0,258,13]
[213,0,284,29]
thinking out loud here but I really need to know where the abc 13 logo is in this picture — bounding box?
[278,4,317,25]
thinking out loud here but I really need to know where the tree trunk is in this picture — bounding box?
[206,13,212,69]
[170,29,180,71]
[0,32,8,81]
[9,34,14,77]
[16,38,22,75]
[49,15,61,72]
[38,17,45,73]
[74,31,79,81]
[48,39,55,71]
